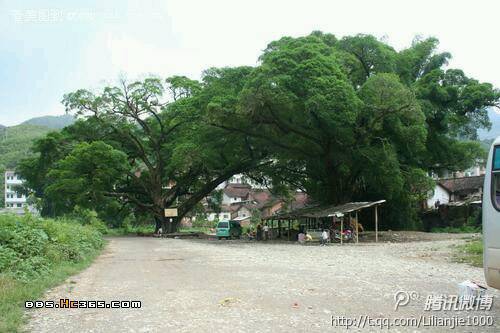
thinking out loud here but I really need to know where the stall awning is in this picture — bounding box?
[264,200,386,220]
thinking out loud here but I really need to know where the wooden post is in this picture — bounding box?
[355,211,359,244]
[375,205,379,243]
[288,220,291,241]
[267,220,274,240]
[340,217,344,245]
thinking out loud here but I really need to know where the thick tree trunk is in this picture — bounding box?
[161,216,169,235]
[154,216,162,234]
[167,217,180,233]
[156,215,180,234]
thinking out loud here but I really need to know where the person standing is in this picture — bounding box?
[263,223,270,241]
[256,223,263,241]
[321,229,329,246]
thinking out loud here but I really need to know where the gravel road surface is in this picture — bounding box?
[25,235,499,332]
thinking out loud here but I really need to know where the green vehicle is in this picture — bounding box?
[216,220,242,239]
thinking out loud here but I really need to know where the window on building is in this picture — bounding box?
[16,203,22,207]
[493,146,500,210]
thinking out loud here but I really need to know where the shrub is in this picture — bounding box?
[0,214,103,282]
[66,206,109,234]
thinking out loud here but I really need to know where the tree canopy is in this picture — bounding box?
[18,32,500,230]
[19,76,266,231]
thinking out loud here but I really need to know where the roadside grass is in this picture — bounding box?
[106,224,155,236]
[178,226,213,234]
[0,246,103,333]
[431,226,481,233]
[454,238,483,267]
[0,214,105,333]
[106,225,213,236]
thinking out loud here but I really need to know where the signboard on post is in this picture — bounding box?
[164,208,178,217]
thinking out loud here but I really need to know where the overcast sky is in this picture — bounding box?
[1,0,499,126]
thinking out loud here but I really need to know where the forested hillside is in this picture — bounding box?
[0,124,53,206]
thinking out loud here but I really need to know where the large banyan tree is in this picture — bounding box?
[19,32,500,230]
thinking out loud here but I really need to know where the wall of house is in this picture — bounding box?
[222,193,242,205]
[207,211,231,222]
[236,206,251,218]
[427,185,450,208]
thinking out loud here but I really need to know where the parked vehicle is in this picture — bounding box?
[483,136,500,289]
[332,229,353,243]
[216,220,242,240]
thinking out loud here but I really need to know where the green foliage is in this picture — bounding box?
[20,74,266,233]
[431,209,481,233]
[0,213,104,331]
[0,213,103,332]
[105,222,155,236]
[191,217,211,228]
[431,225,481,233]
[250,208,262,225]
[206,190,222,214]
[65,206,109,234]
[224,32,498,229]
[44,141,130,215]
[16,32,500,232]
[0,214,103,282]
[0,124,53,207]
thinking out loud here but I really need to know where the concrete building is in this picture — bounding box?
[4,170,27,209]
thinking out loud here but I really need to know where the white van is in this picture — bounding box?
[483,136,500,289]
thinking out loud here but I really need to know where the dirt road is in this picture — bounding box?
[25,236,499,332]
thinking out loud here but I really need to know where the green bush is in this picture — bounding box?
[0,214,103,282]
[431,225,481,233]
[0,214,104,332]
[65,206,109,234]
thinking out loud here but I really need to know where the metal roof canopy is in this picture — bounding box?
[264,200,386,220]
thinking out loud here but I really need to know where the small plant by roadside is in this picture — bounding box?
[454,238,483,267]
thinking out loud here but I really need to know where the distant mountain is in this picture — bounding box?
[21,114,75,129]
[478,108,500,140]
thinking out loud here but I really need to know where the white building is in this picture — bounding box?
[429,162,486,180]
[216,173,267,190]
[426,183,450,208]
[427,175,484,209]
[206,210,231,222]
[4,171,27,209]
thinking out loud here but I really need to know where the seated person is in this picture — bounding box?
[297,232,305,244]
